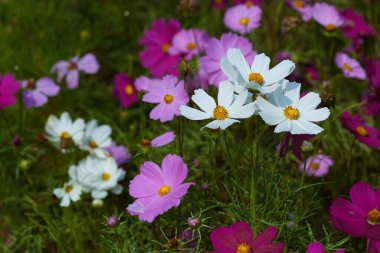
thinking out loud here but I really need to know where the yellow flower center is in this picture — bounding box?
[245,1,253,7]
[125,83,134,95]
[283,106,300,120]
[239,17,249,26]
[88,140,98,149]
[60,131,73,148]
[158,185,171,196]
[164,94,174,104]
[248,72,264,84]
[325,24,336,31]
[356,126,368,136]
[367,209,380,225]
[60,131,71,140]
[186,42,197,50]
[293,0,304,8]
[213,106,229,120]
[162,43,170,53]
[64,185,73,193]
[309,162,319,170]
[102,172,111,181]
[343,63,353,72]
[236,243,252,253]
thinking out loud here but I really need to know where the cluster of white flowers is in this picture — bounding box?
[45,112,126,207]
[181,48,330,134]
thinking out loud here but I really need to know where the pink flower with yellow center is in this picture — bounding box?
[335,52,366,80]
[224,4,262,35]
[113,72,138,108]
[312,3,343,31]
[169,29,209,60]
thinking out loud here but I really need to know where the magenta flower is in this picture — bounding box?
[233,0,262,7]
[210,221,284,253]
[21,78,60,108]
[306,242,345,253]
[362,59,380,115]
[211,0,227,9]
[139,19,181,78]
[299,154,333,177]
[169,29,209,60]
[306,65,319,81]
[329,182,380,241]
[368,240,380,253]
[341,8,373,40]
[200,33,256,86]
[312,3,343,31]
[51,53,99,89]
[224,4,262,35]
[113,72,138,109]
[340,112,380,148]
[104,142,131,166]
[128,154,194,222]
[0,74,21,110]
[141,131,176,151]
[142,75,189,122]
[286,0,313,22]
[335,52,366,80]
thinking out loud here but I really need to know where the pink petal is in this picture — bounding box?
[66,70,79,89]
[77,53,100,74]
[161,154,188,186]
[151,131,176,147]
[252,226,278,246]
[350,182,376,214]
[36,77,60,96]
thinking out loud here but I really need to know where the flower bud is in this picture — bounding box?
[106,215,118,227]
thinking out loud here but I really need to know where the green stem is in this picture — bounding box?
[250,117,260,235]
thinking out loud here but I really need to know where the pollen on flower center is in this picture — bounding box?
[213,106,229,120]
[325,24,336,31]
[248,72,264,84]
[236,243,252,253]
[158,185,171,196]
[293,0,304,8]
[367,209,380,225]
[60,131,73,148]
[162,43,170,53]
[164,94,174,104]
[125,84,134,95]
[69,61,77,70]
[239,17,249,26]
[356,126,368,136]
[102,172,111,181]
[343,63,353,72]
[64,185,73,193]
[309,162,319,170]
[60,131,71,140]
[88,140,98,149]
[186,42,197,50]
[26,79,36,89]
[283,106,300,120]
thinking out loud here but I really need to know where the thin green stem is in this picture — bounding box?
[250,117,260,235]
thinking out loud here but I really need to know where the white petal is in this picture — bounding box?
[91,190,108,199]
[295,119,324,135]
[192,89,216,115]
[227,48,251,78]
[257,82,281,93]
[220,119,240,130]
[202,120,221,130]
[60,195,70,207]
[111,184,123,194]
[264,60,295,85]
[220,57,246,84]
[258,112,285,125]
[251,53,270,73]
[53,188,64,198]
[70,193,81,202]
[256,97,283,116]
[297,92,321,111]
[283,82,301,104]
[290,120,309,134]
[229,88,249,111]
[272,87,292,107]
[301,108,330,122]
[274,120,292,133]
[180,105,211,120]
[229,103,255,119]
[218,81,234,108]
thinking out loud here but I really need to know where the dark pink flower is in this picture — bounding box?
[113,72,138,108]
[306,242,345,253]
[306,65,319,81]
[139,19,181,78]
[329,182,380,241]
[211,0,227,9]
[341,8,373,40]
[362,59,380,115]
[340,112,380,148]
[210,221,284,253]
[0,74,21,110]
[368,239,380,253]
[21,77,60,108]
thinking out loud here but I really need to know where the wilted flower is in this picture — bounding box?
[335,52,366,80]
[223,4,262,35]
[0,74,21,110]
[113,72,138,108]
[21,77,60,108]
[312,3,343,31]
[299,154,333,177]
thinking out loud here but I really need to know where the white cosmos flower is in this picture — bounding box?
[53,181,82,207]
[45,112,85,150]
[220,48,295,93]
[180,80,255,130]
[256,83,330,135]
[69,156,125,200]
[80,120,112,158]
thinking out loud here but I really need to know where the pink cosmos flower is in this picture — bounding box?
[233,0,262,7]
[329,182,380,241]
[211,0,227,9]
[340,112,380,148]
[104,142,131,166]
[185,67,209,92]
[169,29,209,60]
[141,131,176,150]
[362,59,380,115]
[51,53,100,89]
[135,76,155,93]
[0,74,21,110]
[335,52,366,80]
[139,19,181,78]
[368,240,380,253]
[142,75,189,122]
[341,8,373,40]
[286,0,314,22]
[127,154,194,222]
[210,221,284,253]
[312,3,343,31]
[200,33,256,87]
[21,78,60,108]
[113,72,138,108]
[224,4,262,35]
[299,154,333,177]
[306,242,345,253]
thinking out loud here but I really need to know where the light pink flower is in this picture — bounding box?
[135,76,156,93]
[312,3,343,31]
[21,77,60,108]
[286,0,313,22]
[169,29,210,60]
[223,4,262,35]
[299,154,333,177]
[335,52,366,80]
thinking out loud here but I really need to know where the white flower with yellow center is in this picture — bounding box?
[180,80,255,130]
[69,156,125,200]
[45,112,85,150]
[221,48,295,93]
[53,181,82,207]
[256,84,330,134]
[80,120,112,158]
